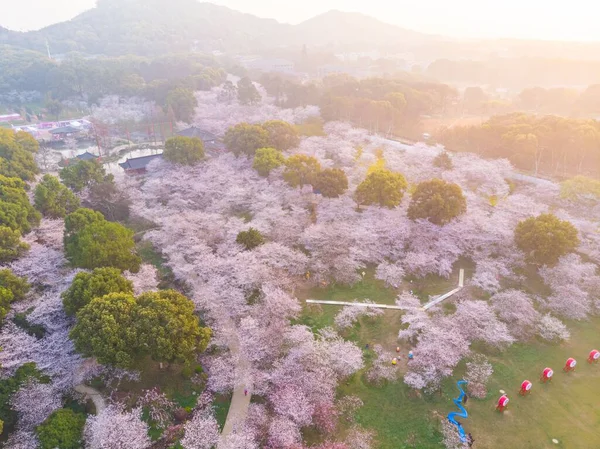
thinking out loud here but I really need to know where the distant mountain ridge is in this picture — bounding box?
[0,0,431,56]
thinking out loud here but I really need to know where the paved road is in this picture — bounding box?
[74,384,106,414]
[218,318,252,445]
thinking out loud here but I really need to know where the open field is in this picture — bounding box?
[298,272,600,449]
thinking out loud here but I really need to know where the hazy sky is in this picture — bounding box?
[2,0,599,42]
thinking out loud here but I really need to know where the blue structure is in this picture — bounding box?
[447,380,468,443]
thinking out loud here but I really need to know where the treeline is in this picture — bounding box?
[428,58,600,89]
[261,73,457,137]
[0,48,226,104]
[438,113,600,177]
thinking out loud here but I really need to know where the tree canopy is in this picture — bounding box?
[433,152,453,170]
[135,290,211,364]
[262,120,300,151]
[0,175,40,234]
[0,129,39,181]
[70,290,210,368]
[64,209,140,272]
[164,136,205,165]
[34,175,80,218]
[59,160,111,193]
[408,179,467,225]
[313,168,348,198]
[252,147,285,177]
[515,214,580,265]
[237,77,261,105]
[224,123,270,157]
[354,168,407,208]
[236,228,265,251]
[70,292,140,367]
[35,409,86,449]
[165,87,198,123]
[62,267,134,316]
[283,154,321,188]
[0,269,30,326]
[0,226,29,263]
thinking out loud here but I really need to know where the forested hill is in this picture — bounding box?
[0,0,432,56]
[0,0,289,56]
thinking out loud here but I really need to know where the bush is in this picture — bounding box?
[252,147,285,176]
[433,151,453,170]
[164,136,205,165]
[515,213,579,266]
[224,123,269,157]
[355,168,407,208]
[236,228,265,250]
[407,179,466,225]
[36,409,86,449]
[34,174,80,218]
[62,267,133,316]
[313,168,348,198]
[64,209,140,272]
[0,226,29,263]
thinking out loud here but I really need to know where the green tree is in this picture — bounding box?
[0,269,30,301]
[313,168,348,198]
[164,136,205,165]
[433,151,453,170]
[0,287,13,325]
[165,87,198,123]
[236,228,265,250]
[237,77,261,105]
[64,208,105,246]
[354,168,407,208]
[262,120,300,151]
[408,179,467,225]
[34,175,80,218]
[62,267,133,316]
[87,178,131,222]
[59,160,110,193]
[0,128,38,181]
[45,98,63,119]
[252,147,285,176]
[385,92,407,112]
[70,293,139,367]
[36,409,86,449]
[283,154,321,188]
[515,213,580,265]
[0,175,40,233]
[0,226,29,263]
[66,219,141,272]
[14,131,39,153]
[135,290,211,365]
[224,123,270,157]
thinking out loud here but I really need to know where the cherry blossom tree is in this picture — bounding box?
[180,409,220,449]
[537,314,570,341]
[84,405,150,449]
[490,290,540,339]
[334,301,383,329]
[11,381,62,430]
[464,354,493,399]
[375,261,405,288]
[367,345,399,384]
[440,419,468,449]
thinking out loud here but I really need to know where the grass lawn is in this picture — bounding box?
[298,269,600,449]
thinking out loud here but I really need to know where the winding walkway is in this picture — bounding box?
[74,384,106,414]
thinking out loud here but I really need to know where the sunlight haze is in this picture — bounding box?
[2,0,600,41]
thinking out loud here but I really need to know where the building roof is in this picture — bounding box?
[177,126,219,141]
[50,125,81,134]
[119,153,163,170]
[75,151,99,161]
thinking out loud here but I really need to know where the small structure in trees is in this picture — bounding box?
[119,154,163,175]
